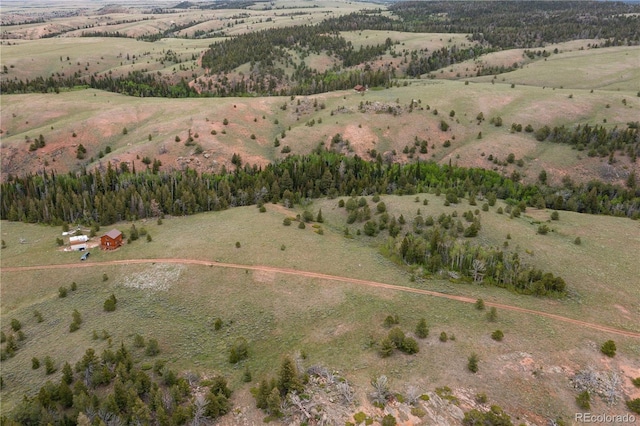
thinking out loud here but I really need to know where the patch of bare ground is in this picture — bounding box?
[340,123,379,157]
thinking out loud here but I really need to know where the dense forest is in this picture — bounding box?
[387,2,640,49]
[2,151,638,227]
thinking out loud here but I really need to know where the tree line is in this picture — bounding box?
[534,122,639,161]
[387,1,640,49]
[2,151,639,227]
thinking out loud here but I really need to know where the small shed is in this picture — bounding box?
[354,85,366,92]
[70,241,88,251]
[69,235,88,251]
[101,229,123,250]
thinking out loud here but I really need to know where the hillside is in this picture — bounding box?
[1,1,640,424]
[1,193,640,423]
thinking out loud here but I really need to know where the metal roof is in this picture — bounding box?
[103,229,122,239]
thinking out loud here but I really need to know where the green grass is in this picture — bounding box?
[470,46,640,92]
[2,197,639,419]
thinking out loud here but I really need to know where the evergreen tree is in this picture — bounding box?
[277,356,302,396]
[415,318,429,338]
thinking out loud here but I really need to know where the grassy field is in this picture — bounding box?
[2,195,639,421]
[470,46,640,92]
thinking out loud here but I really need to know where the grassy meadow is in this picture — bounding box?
[2,193,640,420]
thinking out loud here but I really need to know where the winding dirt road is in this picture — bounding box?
[3,258,639,338]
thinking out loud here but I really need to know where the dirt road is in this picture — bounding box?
[3,258,639,338]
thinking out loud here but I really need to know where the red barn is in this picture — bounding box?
[101,229,123,250]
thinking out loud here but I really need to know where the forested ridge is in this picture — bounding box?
[2,2,639,97]
[2,151,638,226]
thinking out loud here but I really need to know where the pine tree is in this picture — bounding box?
[277,356,302,395]
[415,318,429,338]
[62,362,73,384]
[267,387,282,416]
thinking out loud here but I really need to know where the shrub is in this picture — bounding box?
[574,236,582,245]
[44,356,56,374]
[627,398,640,414]
[378,338,395,357]
[487,307,498,322]
[415,318,429,338]
[283,217,292,226]
[475,299,485,310]
[439,331,448,342]
[10,319,21,332]
[383,315,399,328]
[70,322,80,332]
[235,241,241,248]
[632,377,640,387]
[551,211,559,220]
[134,334,145,348]
[102,273,108,281]
[601,340,616,357]
[576,390,590,409]
[302,210,314,222]
[145,338,160,356]
[491,330,504,341]
[463,406,513,425]
[401,337,419,354]
[381,414,397,426]
[242,366,252,383]
[58,286,68,298]
[467,353,479,373]
[440,120,449,131]
[104,294,117,312]
[34,310,43,323]
[229,337,249,364]
[537,224,550,235]
[32,357,40,369]
[298,221,306,229]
